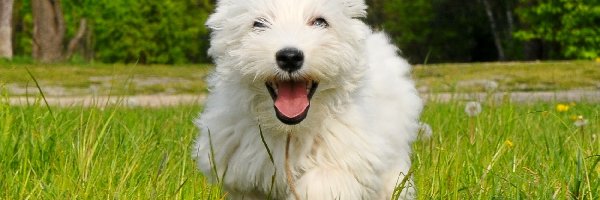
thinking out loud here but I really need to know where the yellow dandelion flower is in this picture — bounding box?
[596,57,600,63]
[570,115,579,121]
[556,104,569,112]
[504,140,514,148]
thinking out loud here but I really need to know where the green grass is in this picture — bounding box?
[414,61,600,92]
[0,100,223,199]
[414,100,599,199]
[1,61,598,96]
[0,63,210,96]
[1,95,598,199]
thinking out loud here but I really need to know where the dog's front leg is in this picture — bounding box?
[289,167,376,200]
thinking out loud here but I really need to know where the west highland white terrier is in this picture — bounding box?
[193,0,422,199]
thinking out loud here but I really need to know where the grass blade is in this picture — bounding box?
[24,66,54,120]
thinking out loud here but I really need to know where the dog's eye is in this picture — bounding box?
[253,18,269,29]
[253,21,267,28]
[311,17,328,28]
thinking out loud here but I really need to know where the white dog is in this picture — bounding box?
[193,0,422,199]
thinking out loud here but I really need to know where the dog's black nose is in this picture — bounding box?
[276,48,304,73]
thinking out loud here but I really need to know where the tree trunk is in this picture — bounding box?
[506,7,514,36]
[0,0,14,59]
[32,0,65,62]
[65,18,86,59]
[481,0,505,61]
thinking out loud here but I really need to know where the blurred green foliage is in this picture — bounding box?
[13,0,212,64]
[368,0,599,63]
[514,0,600,59]
[9,0,599,64]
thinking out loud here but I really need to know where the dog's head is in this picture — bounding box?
[206,0,369,126]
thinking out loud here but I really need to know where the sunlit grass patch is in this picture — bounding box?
[414,61,600,92]
[0,63,210,96]
[1,93,598,199]
[0,98,224,199]
[1,61,598,97]
[414,100,600,199]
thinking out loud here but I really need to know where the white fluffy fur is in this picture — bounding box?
[193,0,423,199]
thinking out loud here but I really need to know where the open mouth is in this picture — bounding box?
[266,80,318,125]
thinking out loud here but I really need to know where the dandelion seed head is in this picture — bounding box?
[418,122,433,139]
[127,98,139,107]
[574,115,588,127]
[465,101,482,117]
[484,81,499,92]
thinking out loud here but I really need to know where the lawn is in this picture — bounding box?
[0,63,211,96]
[0,61,598,199]
[0,101,222,199]
[1,97,598,199]
[1,61,598,96]
[414,61,600,92]
[414,100,599,199]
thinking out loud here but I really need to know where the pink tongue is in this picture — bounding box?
[274,81,309,118]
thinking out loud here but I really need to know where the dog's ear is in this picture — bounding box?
[341,0,367,18]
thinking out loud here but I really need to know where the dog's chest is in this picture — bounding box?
[219,134,283,195]
[220,132,321,197]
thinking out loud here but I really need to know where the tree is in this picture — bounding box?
[481,0,506,60]
[0,0,14,59]
[87,0,212,64]
[369,0,501,64]
[30,0,87,63]
[31,0,65,62]
[515,0,600,59]
[11,0,212,64]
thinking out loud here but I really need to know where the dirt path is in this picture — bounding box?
[6,90,600,107]
[426,90,600,103]
[8,94,207,107]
